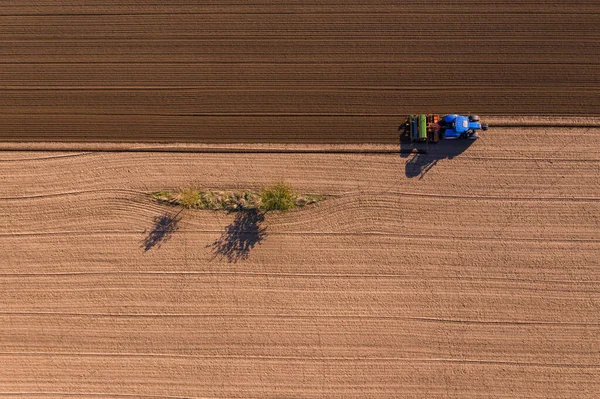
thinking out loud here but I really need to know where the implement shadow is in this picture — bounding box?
[141,210,182,252]
[209,209,268,263]
[399,120,474,179]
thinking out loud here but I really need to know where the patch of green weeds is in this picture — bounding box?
[153,184,322,212]
[259,183,297,211]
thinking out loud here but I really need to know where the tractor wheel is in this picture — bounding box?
[469,115,480,122]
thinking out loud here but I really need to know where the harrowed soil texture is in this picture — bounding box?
[1,1,599,398]
[1,0,599,143]
[1,126,599,397]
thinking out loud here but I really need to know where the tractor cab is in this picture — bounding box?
[453,115,470,133]
[439,114,488,139]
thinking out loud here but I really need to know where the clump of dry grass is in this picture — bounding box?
[178,187,201,208]
[152,183,323,212]
[259,183,296,211]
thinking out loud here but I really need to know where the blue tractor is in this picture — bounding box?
[404,114,489,142]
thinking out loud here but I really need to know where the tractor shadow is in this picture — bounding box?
[141,210,182,252]
[208,209,268,263]
[399,123,474,179]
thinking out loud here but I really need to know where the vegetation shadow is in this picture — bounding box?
[209,209,268,263]
[399,121,474,179]
[141,210,182,252]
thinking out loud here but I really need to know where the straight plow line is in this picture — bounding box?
[0,230,596,243]
[0,351,596,368]
[0,393,201,399]
[1,271,597,286]
[0,148,598,159]
[1,85,593,90]
[411,193,600,202]
[1,112,597,117]
[336,189,600,202]
[2,37,599,42]
[4,11,600,16]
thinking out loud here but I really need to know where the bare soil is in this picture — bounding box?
[1,1,599,143]
[1,1,599,397]
[1,127,599,397]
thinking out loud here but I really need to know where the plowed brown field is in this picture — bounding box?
[1,0,599,142]
[1,127,599,397]
[2,1,600,398]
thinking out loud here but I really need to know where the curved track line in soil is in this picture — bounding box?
[0,188,148,201]
[0,150,597,161]
[1,272,597,288]
[0,311,598,327]
[0,152,92,162]
[0,152,597,162]
[0,148,597,163]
